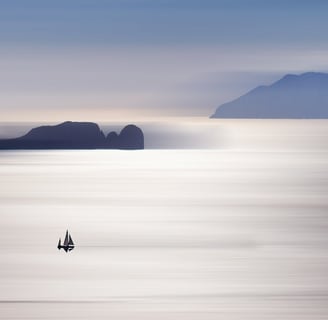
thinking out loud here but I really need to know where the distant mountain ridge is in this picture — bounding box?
[211,72,328,118]
[0,121,144,149]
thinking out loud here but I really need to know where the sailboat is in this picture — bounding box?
[57,230,75,252]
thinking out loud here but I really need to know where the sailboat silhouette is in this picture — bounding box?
[57,230,75,252]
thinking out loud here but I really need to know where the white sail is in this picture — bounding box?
[68,234,74,246]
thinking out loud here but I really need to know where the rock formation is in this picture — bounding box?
[211,72,328,119]
[0,121,144,150]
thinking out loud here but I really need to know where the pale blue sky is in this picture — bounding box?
[1,0,328,121]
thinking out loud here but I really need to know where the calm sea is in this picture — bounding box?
[0,120,328,319]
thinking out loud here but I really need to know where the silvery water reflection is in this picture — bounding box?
[0,120,328,319]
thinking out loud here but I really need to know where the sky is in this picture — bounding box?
[1,0,328,122]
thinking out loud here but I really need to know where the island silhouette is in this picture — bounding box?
[211,72,328,118]
[0,121,144,150]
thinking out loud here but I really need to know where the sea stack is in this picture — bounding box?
[114,124,144,150]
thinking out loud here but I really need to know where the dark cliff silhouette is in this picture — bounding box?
[0,121,144,150]
[118,125,144,150]
[211,72,328,118]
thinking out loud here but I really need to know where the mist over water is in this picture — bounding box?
[1,120,328,319]
[2,118,328,149]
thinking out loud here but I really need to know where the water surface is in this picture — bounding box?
[1,120,328,319]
